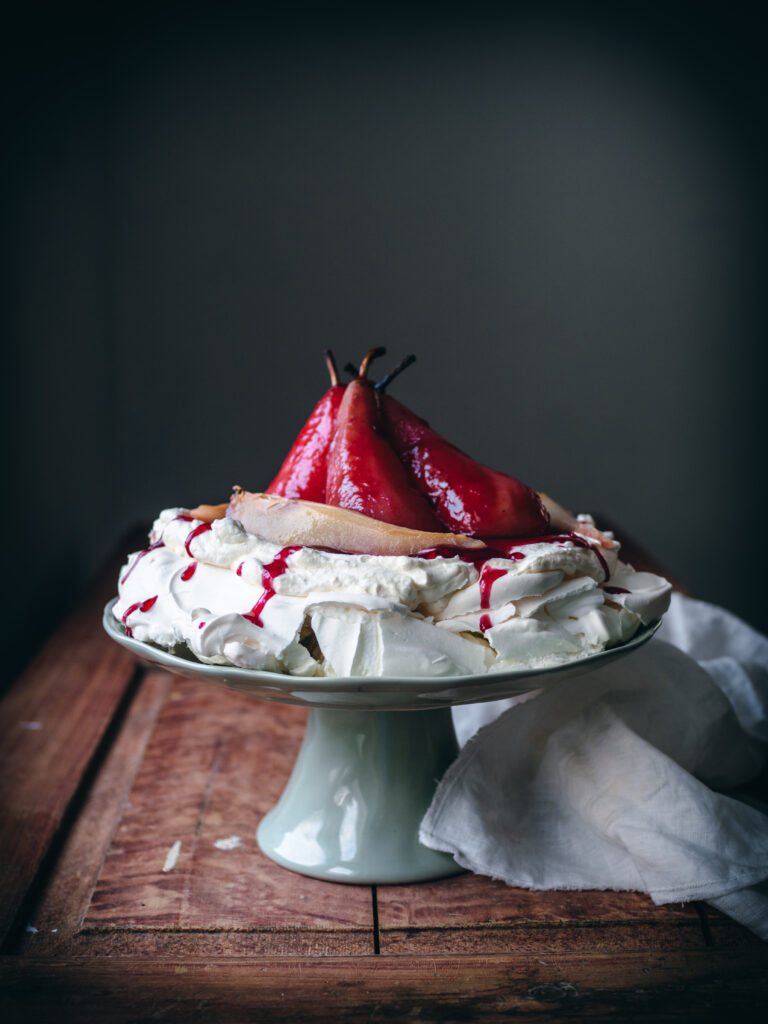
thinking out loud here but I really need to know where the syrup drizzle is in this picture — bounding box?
[184,522,212,557]
[493,533,610,582]
[423,533,609,575]
[478,566,507,633]
[420,545,525,567]
[120,540,164,585]
[421,546,491,565]
[479,566,508,605]
[421,531,611,633]
[244,546,302,628]
[122,595,158,637]
[123,514,207,585]
[181,562,197,582]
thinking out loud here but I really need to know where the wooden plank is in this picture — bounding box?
[378,923,710,954]
[700,904,765,950]
[84,678,374,940]
[377,872,706,953]
[31,930,374,957]
[378,873,701,927]
[1,950,767,1023]
[18,671,172,954]
[0,540,141,947]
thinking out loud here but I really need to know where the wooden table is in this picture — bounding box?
[1,531,766,1022]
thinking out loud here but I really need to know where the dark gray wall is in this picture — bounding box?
[3,4,766,689]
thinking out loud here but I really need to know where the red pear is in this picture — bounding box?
[266,351,345,502]
[326,349,443,532]
[381,395,549,537]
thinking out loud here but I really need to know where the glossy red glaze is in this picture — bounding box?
[421,544,522,565]
[266,385,346,502]
[381,395,549,537]
[244,591,271,629]
[244,545,302,628]
[122,595,158,637]
[325,380,442,531]
[419,546,491,565]
[479,566,507,608]
[184,522,212,557]
[477,565,508,634]
[181,563,197,582]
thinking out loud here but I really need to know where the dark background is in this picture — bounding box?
[3,3,766,691]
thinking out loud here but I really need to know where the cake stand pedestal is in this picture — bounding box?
[257,706,462,883]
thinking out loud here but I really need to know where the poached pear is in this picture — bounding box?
[381,395,549,537]
[325,349,443,532]
[266,350,345,502]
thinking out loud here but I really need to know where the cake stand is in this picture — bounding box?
[103,601,660,884]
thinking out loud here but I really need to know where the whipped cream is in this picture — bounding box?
[113,509,671,678]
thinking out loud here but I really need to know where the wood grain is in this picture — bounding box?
[378,872,701,927]
[376,872,706,952]
[2,949,767,1023]
[84,678,374,939]
[23,929,374,957]
[0,545,140,947]
[19,671,172,954]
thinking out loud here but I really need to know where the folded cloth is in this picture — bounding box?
[420,593,768,938]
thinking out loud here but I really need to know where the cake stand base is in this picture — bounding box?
[257,706,464,884]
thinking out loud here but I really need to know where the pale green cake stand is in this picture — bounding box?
[104,601,659,884]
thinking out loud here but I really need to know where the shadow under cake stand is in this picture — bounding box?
[104,601,660,885]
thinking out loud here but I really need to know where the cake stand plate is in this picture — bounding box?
[104,601,660,884]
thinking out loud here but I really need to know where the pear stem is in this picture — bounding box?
[358,347,387,380]
[374,353,416,392]
[324,349,340,387]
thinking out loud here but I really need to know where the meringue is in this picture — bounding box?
[113,508,671,678]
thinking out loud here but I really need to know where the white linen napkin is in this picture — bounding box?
[420,594,768,938]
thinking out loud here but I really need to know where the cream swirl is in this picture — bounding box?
[113,508,671,677]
